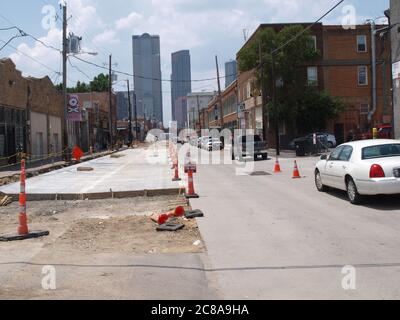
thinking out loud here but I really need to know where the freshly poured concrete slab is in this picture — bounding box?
[0,146,182,195]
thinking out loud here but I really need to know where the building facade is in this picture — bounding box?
[225,60,237,89]
[235,22,392,147]
[0,58,63,166]
[390,0,400,139]
[171,50,191,129]
[75,92,117,152]
[187,92,215,131]
[322,24,392,144]
[132,33,163,127]
[116,91,136,121]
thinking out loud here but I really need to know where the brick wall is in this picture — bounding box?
[323,25,392,142]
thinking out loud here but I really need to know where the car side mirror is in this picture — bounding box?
[320,154,328,160]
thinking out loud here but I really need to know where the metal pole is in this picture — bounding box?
[133,92,138,144]
[127,79,133,146]
[368,21,377,125]
[215,55,224,128]
[196,94,202,132]
[108,54,113,149]
[62,3,68,158]
[259,42,268,143]
[271,53,280,156]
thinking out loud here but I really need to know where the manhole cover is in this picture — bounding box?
[249,171,271,176]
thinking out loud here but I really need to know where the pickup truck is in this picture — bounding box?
[232,135,268,161]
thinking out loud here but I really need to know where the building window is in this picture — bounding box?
[310,35,317,51]
[246,82,251,99]
[307,67,318,86]
[357,35,367,53]
[360,103,370,115]
[358,66,368,86]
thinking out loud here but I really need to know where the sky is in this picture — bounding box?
[0,0,390,126]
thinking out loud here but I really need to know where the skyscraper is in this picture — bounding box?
[132,33,163,127]
[171,50,191,129]
[225,60,237,89]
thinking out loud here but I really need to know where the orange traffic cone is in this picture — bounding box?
[274,157,282,173]
[172,159,181,182]
[18,159,29,235]
[185,170,199,199]
[151,206,185,225]
[292,161,302,179]
[0,159,49,241]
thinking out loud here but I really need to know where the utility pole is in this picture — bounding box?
[61,3,68,159]
[215,55,224,129]
[133,91,138,144]
[368,20,377,126]
[271,52,280,156]
[259,42,269,144]
[127,79,133,147]
[108,54,113,149]
[196,94,202,132]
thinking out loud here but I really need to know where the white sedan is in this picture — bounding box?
[315,139,400,204]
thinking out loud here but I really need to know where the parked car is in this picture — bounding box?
[289,133,337,150]
[200,136,210,149]
[232,135,268,161]
[357,125,393,140]
[315,139,400,204]
[205,138,223,151]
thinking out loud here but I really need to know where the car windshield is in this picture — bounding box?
[362,144,400,160]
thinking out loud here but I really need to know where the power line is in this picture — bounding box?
[272,0,345,54]
[0,36,59,74]
[72,55,235,83]
[0,26,19,31]
[0,12,62,53]
[68,57,91,80]
[0,32,26,52]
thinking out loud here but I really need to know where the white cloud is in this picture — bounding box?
[93,30,119,45]
[115,12,143,30]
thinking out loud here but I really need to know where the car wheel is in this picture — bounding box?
[315,170,327,192]
[346,177,363,205]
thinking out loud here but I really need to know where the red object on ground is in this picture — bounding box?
[292,161,301,179]
[274,158,282,173]
[18,160,29,235]
[185,170,199,199]
[72,146,84,162]
[172,158,181,182]
[153,206,185,225]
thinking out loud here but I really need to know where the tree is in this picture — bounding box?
[295,88,344,133]
[238,25,342,135]
[55,73,109,93]
[90,73,109,92]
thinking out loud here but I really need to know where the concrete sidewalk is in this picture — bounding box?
[0,144,182,197]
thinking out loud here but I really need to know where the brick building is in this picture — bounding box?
[322,25,392,144]
[0,58,63,166]
[75,92,117,152]
[234,23,392,147]
[236,23,324,146]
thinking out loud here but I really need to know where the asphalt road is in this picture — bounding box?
[188,147,400,299]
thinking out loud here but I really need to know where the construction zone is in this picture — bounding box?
[0,141,212,299]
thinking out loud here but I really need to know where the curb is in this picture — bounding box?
[6,188,184,202]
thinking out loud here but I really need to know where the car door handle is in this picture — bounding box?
[342,166,347,169]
